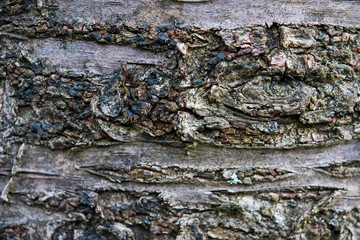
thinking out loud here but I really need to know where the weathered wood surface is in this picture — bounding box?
[52,0,360,28]
[1,141,359,239]
[1,0,360,239]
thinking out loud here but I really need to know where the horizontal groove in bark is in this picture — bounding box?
[0,141,359,238]
[0,141,359,203]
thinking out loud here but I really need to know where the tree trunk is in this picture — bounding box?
[0,0,359,239]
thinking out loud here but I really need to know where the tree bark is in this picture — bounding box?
[0,0,360,239]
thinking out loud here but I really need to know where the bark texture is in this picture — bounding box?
[0,0,360,239]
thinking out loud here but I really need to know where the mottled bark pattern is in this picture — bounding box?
[0,0,359,239]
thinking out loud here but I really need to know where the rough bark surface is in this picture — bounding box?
[0,1,360,239]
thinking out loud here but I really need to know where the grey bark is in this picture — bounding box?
[0,0,360,239]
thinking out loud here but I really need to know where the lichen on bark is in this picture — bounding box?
[2,18,360,149]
